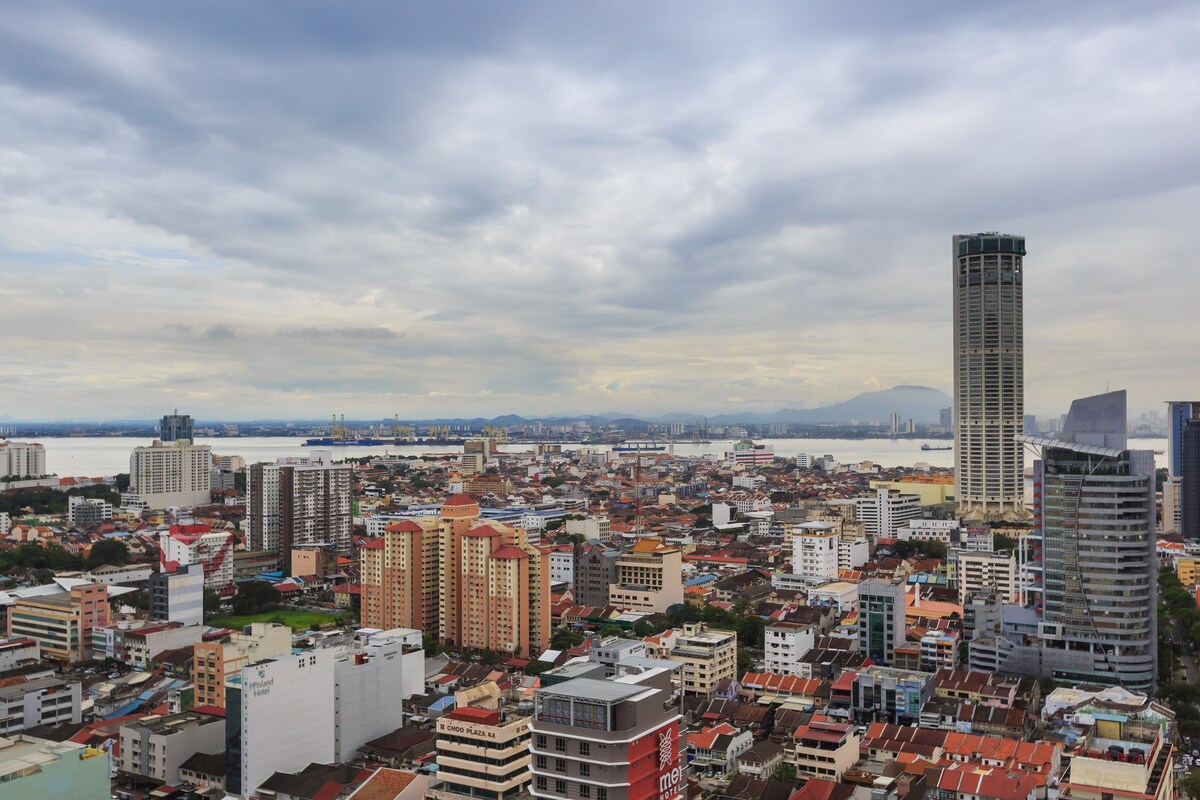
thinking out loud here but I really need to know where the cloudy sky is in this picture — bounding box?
[2,1,1197,421]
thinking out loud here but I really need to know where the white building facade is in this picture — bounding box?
[0,440,46,479]
[128,440,212,510]
[854,487,922,538]
[763,622,816,676]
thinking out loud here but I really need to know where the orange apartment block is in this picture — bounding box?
[360,494,550,657]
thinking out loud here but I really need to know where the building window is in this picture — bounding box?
[597,788,607,800]
[536,755,546,770]
[580,762,590,777]
[536,734,546,749]
[555,737,566,753]
[556,780,566,794]
[556,758,566,772]
[579,741,590,757]
[536,776,547,791]
[580,785,591,798]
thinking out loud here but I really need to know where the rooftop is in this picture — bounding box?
[538,677,647,703]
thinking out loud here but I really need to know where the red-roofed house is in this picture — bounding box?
[687,722,753,775]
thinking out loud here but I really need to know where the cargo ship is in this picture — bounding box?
[612,443,667,452]
[304,437,389,446]
[920,443,953,451]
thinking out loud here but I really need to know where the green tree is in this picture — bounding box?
[203,589,223,617]
[735,615,765,649]
[736,647,754,676]
[633,618,668,637]
[541,475,566,489]
[598,624,625,639]
[114,473,131,492]
[525,660,552,676]
[0,543,85,572]
[773,762,798,784]
[549,627,584,651]
[1179,771,1200,800]
[88,539,130,568]
[232,581,278,615]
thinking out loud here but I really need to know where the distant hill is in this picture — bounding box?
[703,385,951,426]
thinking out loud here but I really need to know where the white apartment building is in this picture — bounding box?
[0,638,39,671]
[838,537,870,571]
[791,522,840,582]
[228,631,424,799]
[0,676,81,734]
[149,563,204,627]
[229,649,337,799]
[0,512,9,537]
[955,548,1019,605]
[564,515,611,540]
[128,439,212,510]
[1163,477,1183,533]
[548,547,574,585]
[854,487,922,538]
[67,496,113,528]
[0,440,46,479]
[333,634,424,762]
[159,524,234,595]
[119,709,225,786]
[896,519,960,544]
[764,622,816,677]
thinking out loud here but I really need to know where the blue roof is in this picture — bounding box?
[106,700,147,719]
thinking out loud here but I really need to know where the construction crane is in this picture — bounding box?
[482,425,508,444]
[330,414,351,439]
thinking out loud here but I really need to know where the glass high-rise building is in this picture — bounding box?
[1167,402,1200,539]
[1017,390,1157,691]
[952,233,1026,520]
[159,411,194,443]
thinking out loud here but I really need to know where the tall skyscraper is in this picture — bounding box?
[1016,390,1157,691]
[159,411,194,442]
[1182,417,1200,540]
[1167,402,1200,539]
[1167,401,1200,476]
[952,232,1026,520]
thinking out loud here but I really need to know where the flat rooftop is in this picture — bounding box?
[539,678,646,703]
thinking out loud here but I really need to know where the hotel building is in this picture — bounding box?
[530,664,683,800]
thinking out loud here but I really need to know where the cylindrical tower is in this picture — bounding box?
[952,232,1026,520]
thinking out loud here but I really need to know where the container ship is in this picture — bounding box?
[920,443,953,451]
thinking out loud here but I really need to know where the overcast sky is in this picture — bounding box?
[2,2,1197,421]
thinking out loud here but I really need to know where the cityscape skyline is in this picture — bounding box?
[2,2,1199,419]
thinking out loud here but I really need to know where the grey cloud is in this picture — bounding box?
[0,1,1197,419]
[204,324,236,340]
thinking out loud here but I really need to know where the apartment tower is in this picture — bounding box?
[952,232,1026,521]
[361,494,550,657]
[246,455,352,557]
